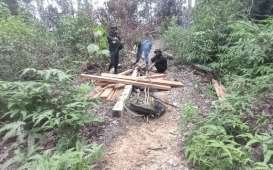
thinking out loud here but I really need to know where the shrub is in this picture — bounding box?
[0,69,102,169]
[21,142,103,170]
[164,0,273,169]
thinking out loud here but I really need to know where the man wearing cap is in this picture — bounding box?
[107,25,123,74]
[151,49,167,73]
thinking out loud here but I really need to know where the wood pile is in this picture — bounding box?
[80,68,183,115]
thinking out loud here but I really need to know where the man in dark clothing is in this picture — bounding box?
[107,26,123,74]
[151,49,167,73]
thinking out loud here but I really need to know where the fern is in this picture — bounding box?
[0,121,25,143]
[21,142,103,170]
[0,69,102,169]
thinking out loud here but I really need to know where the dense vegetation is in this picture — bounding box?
[0,2,108,81]
[0,68,103,169]
[2,0,273,169]
[0,1,106,169]
[0,0,195,168]
[164,0,273,169]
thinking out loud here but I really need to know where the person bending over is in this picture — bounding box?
[133,34,153,71]
[151,49,167,73]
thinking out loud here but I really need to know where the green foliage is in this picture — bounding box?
[22,142,103,170]
[209,20,273,77]
[1,140,103,170]
[0,68,102,169]
[0,69,100,133]
[0,1,10,18]
[185,124,249,170]
[56,14,94,56]
[163,0,248,64]
[181,102,200,129]
[0,15,56,80]
[245,133,273,165]
[0,7,108,80]
[165,0,273,169]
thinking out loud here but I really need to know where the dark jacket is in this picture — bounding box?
[151,54,167,73]
[107,33,123,54]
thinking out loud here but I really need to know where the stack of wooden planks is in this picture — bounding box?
[80,69,183,101]
[80,68,183,115]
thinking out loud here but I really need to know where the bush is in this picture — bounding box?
[0,69,102,169]
[0,5,109,80]
[164,0,273,169]
[0,15,58,80]
[21,142,103,170]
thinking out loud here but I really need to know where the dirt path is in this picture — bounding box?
[95,41,213,170]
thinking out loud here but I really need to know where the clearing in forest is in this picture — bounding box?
[94,41,213,170]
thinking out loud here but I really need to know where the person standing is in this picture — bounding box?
[133,33,153,71]
[107,25,123,74]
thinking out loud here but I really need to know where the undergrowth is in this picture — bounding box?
[0,68,103,169]
[0,3,109,80]
[165,0,273,169]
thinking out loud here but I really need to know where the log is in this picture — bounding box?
[119,69,133,75]
[81,74,171,90]
[112,68,138,117]
[100,73,183,87]
[212,79,225,99]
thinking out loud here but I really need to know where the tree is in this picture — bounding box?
[251,0,273,20]
[4,0,19,15]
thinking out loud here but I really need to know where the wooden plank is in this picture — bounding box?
[95,81,108,87]
[100,88,114,98]
[111,89,122,100]
[91,87,104,99]
[119,69,133,75]
[89,86,102,98]
[100,73,183,87]
[114,83,125,89]
[81,74,171,90]
[93,91,103,98]
[112,69,138,116]
[106,90,116,101]
[99,74,166,80]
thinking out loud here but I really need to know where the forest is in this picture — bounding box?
[0,0,273,170]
